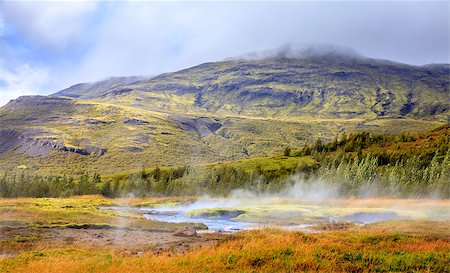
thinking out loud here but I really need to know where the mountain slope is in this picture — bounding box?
[1,46,449,174]
[54,47,449,120]
[1,95,381,174]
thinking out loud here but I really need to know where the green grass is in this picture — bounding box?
[187,204,428,223]
[0,196,197,231]
[0,115,444,176]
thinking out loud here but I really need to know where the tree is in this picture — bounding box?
[101,180,112,197]
[283,147,291,156]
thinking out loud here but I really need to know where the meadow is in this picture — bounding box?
[0,196,449,273]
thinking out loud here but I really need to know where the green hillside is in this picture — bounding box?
[0,47,448,175]
[54,53,449,119]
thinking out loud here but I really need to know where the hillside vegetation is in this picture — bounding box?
[55,48,449,120]
[1,124,448,198]
[0,46,448,174]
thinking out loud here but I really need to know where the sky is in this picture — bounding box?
[0,1,448,106]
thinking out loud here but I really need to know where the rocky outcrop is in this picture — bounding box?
[170,115,222,137]
[0,129,106,157]
[123,118,151,125]
[2,96,74,112]
[0,130,22,153]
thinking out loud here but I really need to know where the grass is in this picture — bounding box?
[0,227,449,273]
[188,205,428,223]
[208,154,317,173]
[0,93,446,176]
[0,196,196,231]
[0,196,449,272]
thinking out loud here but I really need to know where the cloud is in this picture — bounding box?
[0,2,98,105]
[0,1,448,104]
[232,43,364,61]
[1,1,98,51]
[0,15,4,37]
[0,63,49,106]
[72,2,249,81]
[70,1,450,85]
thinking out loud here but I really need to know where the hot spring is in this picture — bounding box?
[101,197,449,233]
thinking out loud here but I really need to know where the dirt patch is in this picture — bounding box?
[0,225,229,254]
[42,227,228,252]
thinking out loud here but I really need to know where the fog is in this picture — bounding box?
[233,43,364,61]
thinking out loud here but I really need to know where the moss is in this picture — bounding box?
[0,197,195,232]
[185,203,426,225]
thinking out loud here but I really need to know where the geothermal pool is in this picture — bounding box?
[101,205,257,232]
[101,197,448,233]
[142,209,255,232]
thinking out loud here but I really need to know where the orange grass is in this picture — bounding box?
[1,228,449,273]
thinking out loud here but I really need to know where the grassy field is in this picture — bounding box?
[0,196,449,272]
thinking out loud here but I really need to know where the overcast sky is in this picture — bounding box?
[0,1,448,106]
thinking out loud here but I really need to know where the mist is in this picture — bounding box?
[129,172,449,233]
[232,43,364,62]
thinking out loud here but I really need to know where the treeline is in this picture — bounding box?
[0,162,312,198]
[296,129,449,167]
[0,173,100,198]
[1,127,448,198]
[317,151,450,198]
[103,162,314,197]
[1,148,448,198]
[102,166,187,197]
[0,167,187,198]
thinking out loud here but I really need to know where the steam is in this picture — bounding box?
[161,176,341,212]
[101,174,450,234]
[155,174,449,228]
[157,172,447,214]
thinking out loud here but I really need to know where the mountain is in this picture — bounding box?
[54,44,449,119]
[1,45,449,175]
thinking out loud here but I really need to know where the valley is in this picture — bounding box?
[0,47,449,273]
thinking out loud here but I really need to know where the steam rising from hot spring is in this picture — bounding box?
[103,175,450,233]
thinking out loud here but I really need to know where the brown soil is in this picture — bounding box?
[0,226,229,256]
